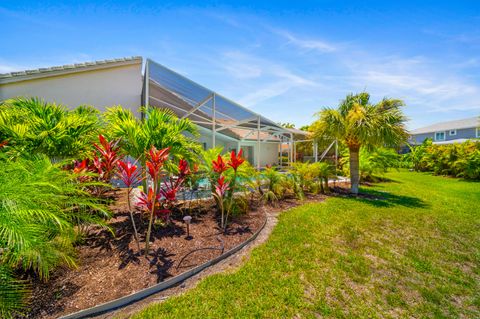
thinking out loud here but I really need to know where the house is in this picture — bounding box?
[409,117,480,145]
[0,57,299,168]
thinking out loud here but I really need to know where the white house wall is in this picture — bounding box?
[0,63,143,113]
[195,127,279,167]
[239,140,279,167]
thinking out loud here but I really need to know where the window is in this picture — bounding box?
[477,128,480,138]
[449,129,456,136]
[435,131,446,141]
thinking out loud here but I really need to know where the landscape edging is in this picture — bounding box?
[59,213,268,319]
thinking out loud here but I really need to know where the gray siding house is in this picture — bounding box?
[409,117,480,145]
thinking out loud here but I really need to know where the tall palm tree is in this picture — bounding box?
[311,92,408,194]
[104,106,201,166]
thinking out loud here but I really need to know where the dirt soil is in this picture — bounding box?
[104,192,330,319]
[26,189,265,319]
[26,183,353,319]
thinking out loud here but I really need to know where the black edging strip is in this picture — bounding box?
[59,214,268,319]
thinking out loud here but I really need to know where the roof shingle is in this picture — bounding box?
[410,117,479,134]
[0,56,142,82]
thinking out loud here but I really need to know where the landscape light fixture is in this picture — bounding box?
[183,215,192,240]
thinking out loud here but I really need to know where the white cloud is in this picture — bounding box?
[335,53,480,116]
[217,50,318,106]
[273,29,337,53]
[0,61,30,73]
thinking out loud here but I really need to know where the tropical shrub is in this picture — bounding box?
[0,97,100,161]
[290,162,315,191]
[198,147,255,213]
[259,166,286,205]
[103,106,201,168]
[289,162,335,194]
[404,140,480,180]
[0,155,109,317]
[340,147,400,182]
[311,162,335,193]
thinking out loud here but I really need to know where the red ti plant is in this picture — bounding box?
[212,175,230,229]
[228,149,245,172]
[73,159,91,183]
[92,134,120,183]
[0,140,8,149]
[117,159,143,251]
[157,159,191,222]
[212,149,245,231]
[212,155,228,174]
[142,146,170,256]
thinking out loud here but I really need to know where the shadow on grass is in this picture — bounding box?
[335,188,428,209]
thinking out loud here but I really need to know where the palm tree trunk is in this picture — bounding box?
[349,146,360,194]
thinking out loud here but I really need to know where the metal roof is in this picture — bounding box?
[0,56,142,84]
[410,116,480,134]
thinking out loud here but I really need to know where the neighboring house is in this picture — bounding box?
[409,117,480,145]
[0,57,298,168]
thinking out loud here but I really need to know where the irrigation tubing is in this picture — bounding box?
[176,235,225,270]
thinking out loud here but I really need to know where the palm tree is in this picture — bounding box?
[103,106,201,167]
[311,92,408,194]
[0,97,100,161]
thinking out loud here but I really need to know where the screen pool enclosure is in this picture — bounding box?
[143,59,330,167]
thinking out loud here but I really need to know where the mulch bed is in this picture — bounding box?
[25,183,354,319]
[26,189,265,319]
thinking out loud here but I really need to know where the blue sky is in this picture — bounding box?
[1,1,480,129]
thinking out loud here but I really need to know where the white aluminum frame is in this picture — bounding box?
[145,59,301,168]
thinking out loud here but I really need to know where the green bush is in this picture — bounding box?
[404,139,480,180]
[0,97,100,161]
[0,155,109,317]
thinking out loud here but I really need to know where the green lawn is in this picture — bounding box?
[132,171,480,319]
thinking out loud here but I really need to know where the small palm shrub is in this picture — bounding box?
[288,162,335,194]
[259,166,286,205]
[290,162,315,191]
[311,162,335,193]
[104,106,201,167]
[0,155,109,317]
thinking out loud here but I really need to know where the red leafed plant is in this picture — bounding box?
[215,175,230,198]
[0,140,8,149]
[212,149,245,231]
[212,175,230,229]
[137,148,191,256]
[137,187,161,214]
[140,146,170,256]
[92,134,120,183]
[227,149,245,172]
[117,159,143,251]
[212,155,228,174]
[73,159,89,174]
[72,159,91,183]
